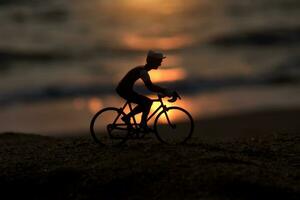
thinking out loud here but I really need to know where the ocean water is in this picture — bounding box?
[0,0,300,135]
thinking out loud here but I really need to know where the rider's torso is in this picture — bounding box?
[116,66,148,95]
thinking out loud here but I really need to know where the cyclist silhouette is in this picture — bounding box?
[116,50,174,131]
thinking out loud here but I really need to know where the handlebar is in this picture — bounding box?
[157,91,181,103]
[168,91,181,102]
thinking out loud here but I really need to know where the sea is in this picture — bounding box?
[0,0,299,136]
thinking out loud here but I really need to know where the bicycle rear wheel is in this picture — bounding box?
[90,107,129,147]
[154,107,194,145]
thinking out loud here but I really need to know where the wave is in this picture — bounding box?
[1,71,299,107]
[0,49,69,65]
[208,26,300,47]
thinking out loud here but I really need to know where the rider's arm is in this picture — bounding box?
[140,70,168,94]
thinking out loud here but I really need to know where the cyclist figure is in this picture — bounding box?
[116,50,174,131]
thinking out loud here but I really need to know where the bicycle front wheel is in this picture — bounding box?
[90,107,129,147]
[154,107,194,145]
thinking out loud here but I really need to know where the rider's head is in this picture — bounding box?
[146,50,166,69]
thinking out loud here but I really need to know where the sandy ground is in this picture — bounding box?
[0,108,299,200]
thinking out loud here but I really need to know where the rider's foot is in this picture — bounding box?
[121,115,132,129]
[140,124,153,133]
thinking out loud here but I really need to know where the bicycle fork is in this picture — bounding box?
[162,105,176,129]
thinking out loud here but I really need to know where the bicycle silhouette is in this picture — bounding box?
[90,92,194,146]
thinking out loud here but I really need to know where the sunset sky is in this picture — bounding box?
[0,0,299,135]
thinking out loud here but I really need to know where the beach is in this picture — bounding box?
[1,108,299,200]
[1,1,300,199]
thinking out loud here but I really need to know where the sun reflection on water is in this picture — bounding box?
[122,34,193,50]
[125,95,194,125]
[108,0,186,16]
[88,98,103,114]
[148,67,187,83]
[149,95,193,124]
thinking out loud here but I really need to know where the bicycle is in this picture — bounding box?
[90,92,194,146]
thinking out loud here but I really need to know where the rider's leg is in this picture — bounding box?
[118,91,142,121]
[123,94,152,127]
[122,104,143,121]
[135,96,152,131]
[140,100,152,128]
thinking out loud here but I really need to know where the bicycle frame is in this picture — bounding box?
[113,95,172,130]
[90,92,193,145]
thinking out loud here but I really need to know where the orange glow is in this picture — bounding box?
[113,55,183,83]
[120,0,183,15]
[162,55,182,67]
[88,98,103,114]
[119,95,193,126]
[73,98,85,110]
[122,34,193,50]
[148,95,193,124]
[148,68,186,83]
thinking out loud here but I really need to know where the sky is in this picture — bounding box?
[0,0,299,135]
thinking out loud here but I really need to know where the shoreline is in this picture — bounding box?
[20,106,299,140]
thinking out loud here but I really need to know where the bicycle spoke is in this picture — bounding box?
[90,107,129,146]
[154,107,194,145]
